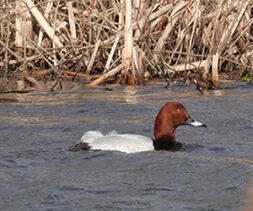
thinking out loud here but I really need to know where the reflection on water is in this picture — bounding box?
[123,86,140,104]
[0,82,253,210]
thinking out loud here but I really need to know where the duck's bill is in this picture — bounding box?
[186,116,207,128]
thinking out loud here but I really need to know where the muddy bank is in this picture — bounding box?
[0,68,246,94]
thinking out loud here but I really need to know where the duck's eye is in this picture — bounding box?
[177,108,181,113]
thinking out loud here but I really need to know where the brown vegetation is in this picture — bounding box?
[0,0,253,91]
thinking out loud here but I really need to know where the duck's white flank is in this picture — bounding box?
[80,130,154,153]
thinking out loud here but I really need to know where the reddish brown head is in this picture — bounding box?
[154,102,206,144]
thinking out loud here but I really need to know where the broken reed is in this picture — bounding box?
[0,0,253,86]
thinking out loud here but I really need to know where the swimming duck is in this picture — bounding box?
[68,102,206,153]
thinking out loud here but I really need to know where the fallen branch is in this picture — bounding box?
[169,60,209,72]
[62,70,100,79]
[88,64,126,86]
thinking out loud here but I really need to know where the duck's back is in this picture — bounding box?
[80,130,154,153]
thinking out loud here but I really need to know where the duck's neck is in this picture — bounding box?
[152,139,182,151]
[154,124,176,142]
[154,129,180,148]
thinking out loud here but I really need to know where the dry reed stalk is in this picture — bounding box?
[25,0,63,48]
[132,0,147,84]
[37,1,53,47]
[133,0,146,38]
[218,1,248,54]
[104,35,120,72]
[186,0,200,63]
[212,53,219,85]
[122,0,134,82]
[15,1,25,48]
[67,2,77,42]
[210,0,248,85]
[153,1,188,62]
[86,39,101,75]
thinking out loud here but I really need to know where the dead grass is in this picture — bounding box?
[0,0,253,87]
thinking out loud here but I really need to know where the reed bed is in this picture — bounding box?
[0,0,253,89]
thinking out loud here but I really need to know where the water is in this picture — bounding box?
[0,82,253,211]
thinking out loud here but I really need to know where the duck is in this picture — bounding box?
[68,102,206,153]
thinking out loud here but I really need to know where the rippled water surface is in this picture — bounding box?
[0,82,253,211]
